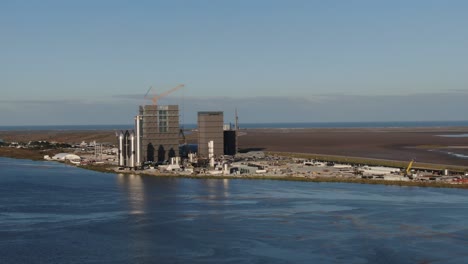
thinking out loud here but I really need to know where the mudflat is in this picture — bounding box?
[238,127,468,166]
[1,127,468,166]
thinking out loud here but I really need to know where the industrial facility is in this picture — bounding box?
[223,124,237,156]
[139,105,180,162]
[116,84,238,169]
[197,111,224,158]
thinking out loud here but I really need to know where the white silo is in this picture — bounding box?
[134,115,142,168]
[118,131,124,167]
[129,131,135,168]
[208,140,215,167]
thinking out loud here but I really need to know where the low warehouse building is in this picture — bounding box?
[52,153,81,161]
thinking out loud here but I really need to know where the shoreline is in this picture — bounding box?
[2,151,467,190]
[81,164,468,190]
[1,125,468,189]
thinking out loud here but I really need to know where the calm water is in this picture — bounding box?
[1,120,468,131]
[1,158,468,263]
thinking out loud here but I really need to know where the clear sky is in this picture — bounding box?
[1,0,468,125]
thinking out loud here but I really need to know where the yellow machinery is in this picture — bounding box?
[405,159,414,177]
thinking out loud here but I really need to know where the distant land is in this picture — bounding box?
[1,120,468,131]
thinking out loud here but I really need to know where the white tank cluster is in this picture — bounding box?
[208,140,215,167]
[116,115,142,169]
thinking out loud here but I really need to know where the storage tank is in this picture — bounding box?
[118,131,124,167]
[129,131,135,168]
[134,115,142,168]
[123,130,130,167]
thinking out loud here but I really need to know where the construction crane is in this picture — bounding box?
[144,84,185,105]
[405,159,415,177]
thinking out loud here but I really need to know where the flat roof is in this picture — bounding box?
[198,111,223,115]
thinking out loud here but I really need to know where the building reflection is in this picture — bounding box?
[116,173,145,215]
[116,173,151,258]
[204,178,230,201]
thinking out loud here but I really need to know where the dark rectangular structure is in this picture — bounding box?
[223,130,237,155]
[197,111,224,158]
[140,105,179,162]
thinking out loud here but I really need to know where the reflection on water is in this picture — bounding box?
[2,157,468,264]
[205,178,230,200]
[117,174,146,215]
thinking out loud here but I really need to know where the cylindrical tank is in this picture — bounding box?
[123,130,130,167]
[129,131,135,168]
[208,140,214,159]
[118,131,124,167]
[134,115,141,167]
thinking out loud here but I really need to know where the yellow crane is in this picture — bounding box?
[405,159,414,177]
[144,84,184,105]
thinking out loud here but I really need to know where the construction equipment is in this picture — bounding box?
[405,159,415,177]
[145,84,184,105]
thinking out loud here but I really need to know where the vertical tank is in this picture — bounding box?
[129,131,135,168]
[118,131,124,167]
[134,115,142,168]
[123,130,130,167]
[208,140,215,167]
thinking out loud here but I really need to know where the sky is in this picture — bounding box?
[1,0,468,125]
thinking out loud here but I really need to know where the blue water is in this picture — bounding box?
[1,121,468,131]
[1,157,468,263]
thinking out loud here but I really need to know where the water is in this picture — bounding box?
[1,157,468,263]
[1,120,468,131]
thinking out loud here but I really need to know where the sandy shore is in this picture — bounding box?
[1,127,468,166]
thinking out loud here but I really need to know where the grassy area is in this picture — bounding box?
[0,147,54,161]
[268,151,468,173]
[78,163,115,173]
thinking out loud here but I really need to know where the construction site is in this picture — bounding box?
[2,84,467,185]
[95,85,468,184]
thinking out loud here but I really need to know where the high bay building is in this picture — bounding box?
[140,105,180,162]
[198,111,224,158]
[118,103,238,168]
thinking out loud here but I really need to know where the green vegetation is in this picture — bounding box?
[268,151,468,173]
[27,141,72,150]
[79,163,115,173]
[414,145,445,149]
[0,147,53,161]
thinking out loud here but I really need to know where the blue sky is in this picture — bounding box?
[1,0,468,125]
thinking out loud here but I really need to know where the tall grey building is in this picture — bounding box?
[139,105,179,162]
[197,111,224,158]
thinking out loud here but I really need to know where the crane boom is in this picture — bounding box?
[405,159,414,176]
[145,84,185,105]
[144,86,152,99]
